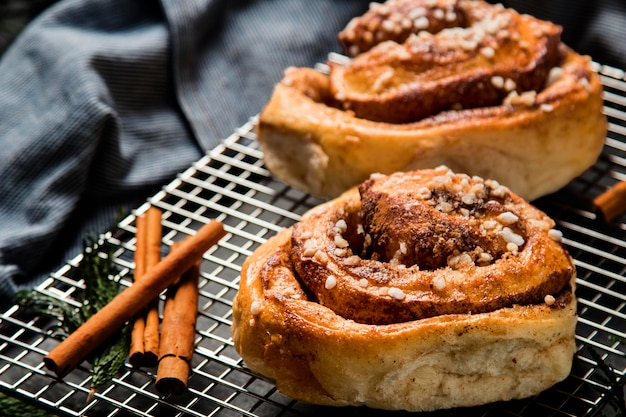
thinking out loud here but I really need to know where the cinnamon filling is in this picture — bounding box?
[277,168,575,325]
[355,178,521,270]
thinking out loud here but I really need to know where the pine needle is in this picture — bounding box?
[87,324,131,403]
[0,392,57,417]
[17,236,131,403]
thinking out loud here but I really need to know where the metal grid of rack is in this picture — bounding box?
[0,63,625,417]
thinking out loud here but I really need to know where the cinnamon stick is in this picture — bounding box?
[43,220,226,378]
[128,214,147,367]
[156,241,200,396]
[143,207,163,367]
[593,180,626,223]
[128,207,163,367]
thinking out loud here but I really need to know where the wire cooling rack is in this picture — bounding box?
[0,63,626,417]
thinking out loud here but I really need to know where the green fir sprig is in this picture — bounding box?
[0,392,58,417]
[16,237,131,402]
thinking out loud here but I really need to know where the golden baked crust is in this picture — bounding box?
[231,168,577,411]
[257,0,606,200]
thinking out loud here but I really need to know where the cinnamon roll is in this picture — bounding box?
[231,167,577,412]
[257,0,606,200]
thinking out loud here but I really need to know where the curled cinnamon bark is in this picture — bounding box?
[593,180,626,223]
[129,207,162,368]
[128,214,147,367]
[142,208,163,366]
[156,240,200,397]
[44,220,225,378]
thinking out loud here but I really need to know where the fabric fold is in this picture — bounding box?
[0,0,202,302]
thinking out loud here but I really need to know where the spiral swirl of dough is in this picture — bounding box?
[256,0,606,200]
[290,167,574,324]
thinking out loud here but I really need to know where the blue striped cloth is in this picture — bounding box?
[0,0,370,302]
